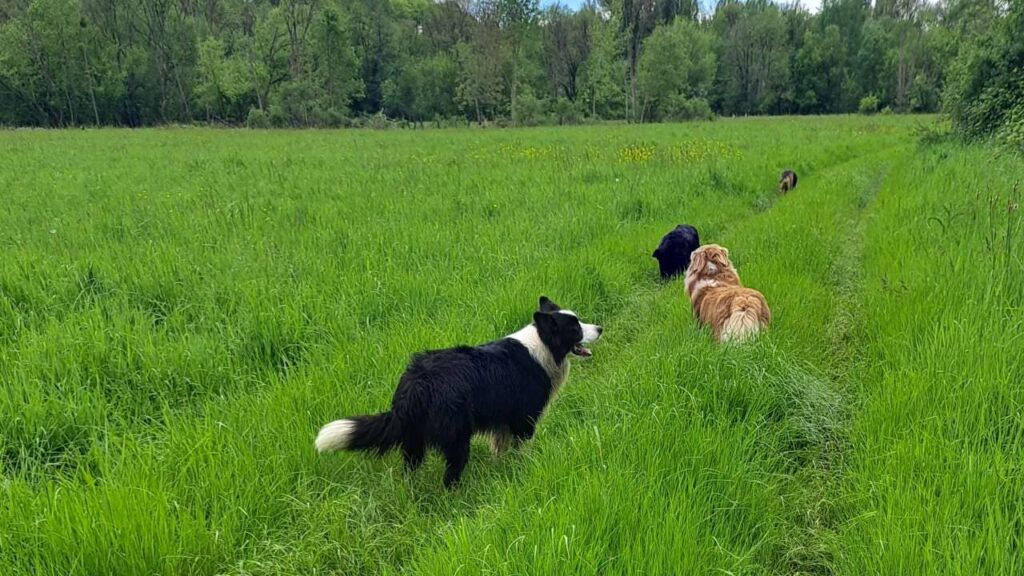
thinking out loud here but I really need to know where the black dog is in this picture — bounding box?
[315,297,602,488]
[652,224,701,279]
[779,170,798,193]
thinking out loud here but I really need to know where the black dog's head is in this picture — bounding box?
[533,296,603,363]
[652,224,701,279]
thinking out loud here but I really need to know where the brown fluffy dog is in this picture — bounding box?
[779,170,798,194]
[684,244,771,342]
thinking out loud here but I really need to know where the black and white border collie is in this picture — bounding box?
[315,297,602,488]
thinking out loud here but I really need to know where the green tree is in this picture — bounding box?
[944,0,1024,140]
[496,0,539,125]
[579,7,625,118]
[0,0,1007,126]
[194,37,253,122]
[637,19,714,121]
[714,1,791,115]
[312,6,362,120]
[455,19,505,123]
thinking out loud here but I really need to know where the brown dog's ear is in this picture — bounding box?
[688,250,706,274]
[710,248,730,268]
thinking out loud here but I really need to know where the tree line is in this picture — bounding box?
[0,0,1019,137]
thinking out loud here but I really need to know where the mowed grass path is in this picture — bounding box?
[0,118,1020,574]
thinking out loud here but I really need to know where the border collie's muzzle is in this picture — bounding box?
[573,322,603,357]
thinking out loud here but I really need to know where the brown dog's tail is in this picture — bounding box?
[721,293,770,343]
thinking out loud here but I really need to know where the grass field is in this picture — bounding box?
[0,117,1021,575]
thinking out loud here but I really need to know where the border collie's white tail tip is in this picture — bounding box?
[315,419,356,453]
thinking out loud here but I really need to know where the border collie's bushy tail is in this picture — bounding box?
[315,412,401,454]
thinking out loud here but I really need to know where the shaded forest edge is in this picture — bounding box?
[0,0,1021,145]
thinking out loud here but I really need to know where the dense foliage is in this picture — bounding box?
[0,0,1019,129]
[942,0,1024,147]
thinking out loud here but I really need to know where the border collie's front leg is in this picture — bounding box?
[510,418,537,447]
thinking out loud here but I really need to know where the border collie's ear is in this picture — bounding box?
[652,248,660,258]
[533,311,556,331]
[538,296,560,313]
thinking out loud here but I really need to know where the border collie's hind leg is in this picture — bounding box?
[442,434,471,488]
[401,435,426,471]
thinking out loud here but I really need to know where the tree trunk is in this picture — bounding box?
[80,36,101,125]
[510,70,518,125]
[628,49,638,123]
[172,61,192,119]
[510,37,520,126]
[56,20,77,125]
[896,30,908,111]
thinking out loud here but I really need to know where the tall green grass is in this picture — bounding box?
[0,117,1019,575]
[831,144,1024,574]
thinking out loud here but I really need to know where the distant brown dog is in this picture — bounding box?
[779,170,798,194]
[684,244,771,342]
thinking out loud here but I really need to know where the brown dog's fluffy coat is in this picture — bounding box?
[779,170,798,194]
[684,244,771,342]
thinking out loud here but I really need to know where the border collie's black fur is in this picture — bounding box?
[315,297,602,488]
[652,224,701,279]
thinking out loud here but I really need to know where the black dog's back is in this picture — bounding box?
[653,224,701,279]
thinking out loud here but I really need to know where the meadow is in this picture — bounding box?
[0,116,1021,575]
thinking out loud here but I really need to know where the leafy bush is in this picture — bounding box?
[366,112,392,130]
[513,89,548,126]
[913,118,953,146]
[267,104,288,127]
[995,102,1024,151]
[245,108,271,129]
[322,108,349,128]
[551,97,584,125]
[943,2,1024,142]
[858,95,880,115]
[665,96,713,121]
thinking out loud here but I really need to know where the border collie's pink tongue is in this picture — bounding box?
[572,344,592,357]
